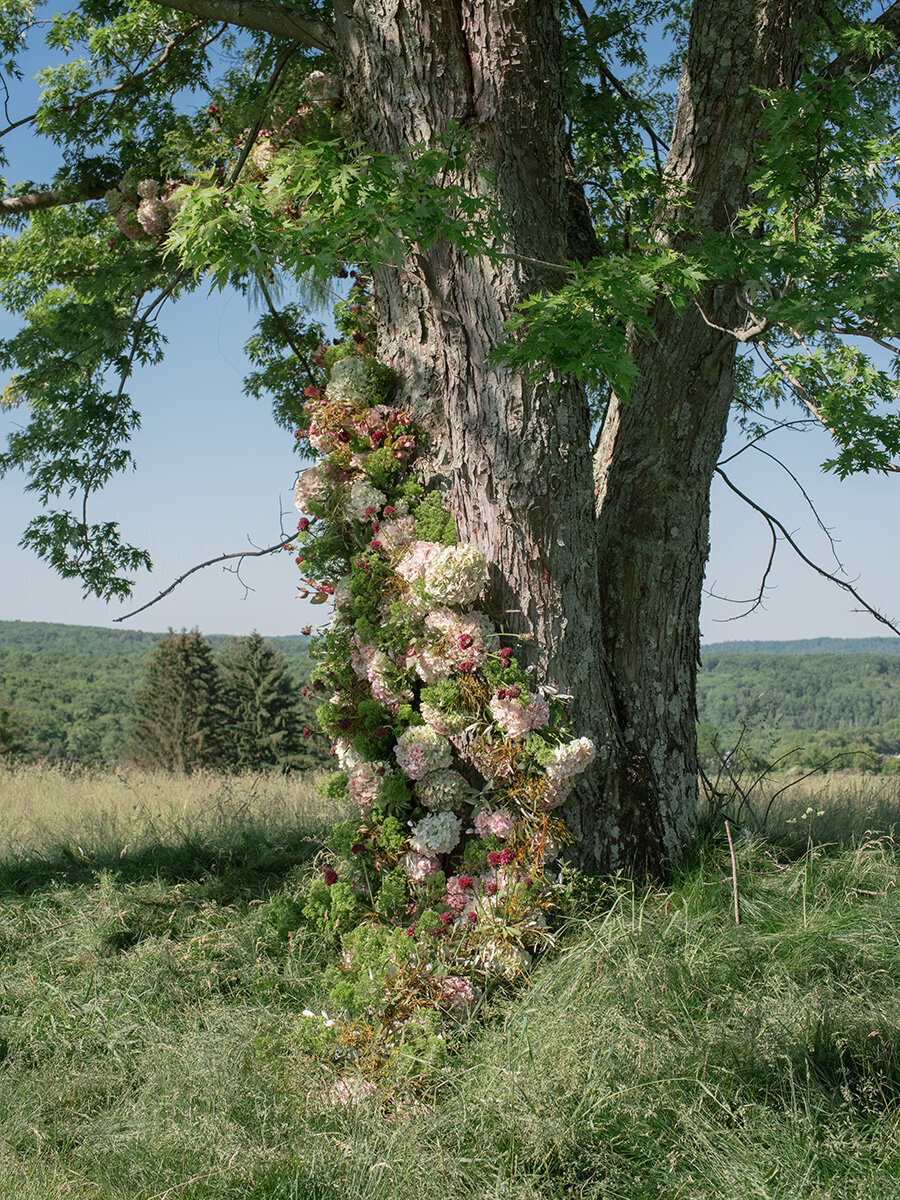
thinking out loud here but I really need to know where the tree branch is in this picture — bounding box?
[0,185,108,215]
[567,0,668,176]
[114,539,293,621]
[826,2,900,80]
[714,466,900,637]
[147,0,335,53]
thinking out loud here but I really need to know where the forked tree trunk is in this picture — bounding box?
[333,0,817,874]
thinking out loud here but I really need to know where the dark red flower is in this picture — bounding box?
[500,848,515,865]
[487,851,502,867]
[297,517,310,532]
[372,726,387,738]
[458,661,475,674]
[303,726,312,739]
[499,647,513,662]
[459,633,474,650]
[303,385,320,398]
[351,843,365,855]
[457,875,472,890]
[369,539,382,551]
[322,867,338,886]
[506,685,521,699]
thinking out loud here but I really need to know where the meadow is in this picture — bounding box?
[2,764,900,1198]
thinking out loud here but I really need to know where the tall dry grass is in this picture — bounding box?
[0,762,334,862]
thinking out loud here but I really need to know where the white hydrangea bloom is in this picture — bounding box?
[334,738,364,772]
[424,544,489,607]
[409,811,462,856]
[346,481,386,522]
[415,769,474,812]
[541,736,596,808]
[326,357,370,406]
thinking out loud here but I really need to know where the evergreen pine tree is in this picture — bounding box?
[126,630,222,773]
[217,632,323,770]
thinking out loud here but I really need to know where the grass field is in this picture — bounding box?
[3,765,900,1198]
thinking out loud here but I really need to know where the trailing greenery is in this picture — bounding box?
[3,766,900,1197]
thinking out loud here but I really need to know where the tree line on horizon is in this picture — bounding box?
[5,623,900,774]
[0,625,327,772]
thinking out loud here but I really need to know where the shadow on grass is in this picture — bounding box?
[0,812,330,904]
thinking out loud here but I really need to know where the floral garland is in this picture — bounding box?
[291,282,595,1097]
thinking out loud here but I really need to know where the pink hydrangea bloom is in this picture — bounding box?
[416,609,497,682]
[473,808,515,839]
[489,692,550,740]
[402,851,441,883]
[438,976,479,1014]
[395,540,445,584]
[347,762,384,814]
[377,515,418,555]
[394,726,452,780]
[294,465,327,514]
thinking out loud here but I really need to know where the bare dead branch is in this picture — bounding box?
[717,418,817,465]
[750,443,845,569]
[147,0,335,53]
[706,512,777,621]
[715,465,900,636]
[114,538,293,622]
[694,299,769,344]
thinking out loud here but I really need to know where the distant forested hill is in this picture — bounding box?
[5,621,900,769]
[702,638,900,655]
[698,652,900,731]
[0,621,312,763]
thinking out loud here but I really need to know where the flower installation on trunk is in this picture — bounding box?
[290,281,596,1099]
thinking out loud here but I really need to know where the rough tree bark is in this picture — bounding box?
[331,0,820,874]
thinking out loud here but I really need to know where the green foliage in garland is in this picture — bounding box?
[414,490,457,545]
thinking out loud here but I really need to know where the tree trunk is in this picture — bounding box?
[333,0,818,875]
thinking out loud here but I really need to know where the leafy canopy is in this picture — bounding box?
[2,0,900,595]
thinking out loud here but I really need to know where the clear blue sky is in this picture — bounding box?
[1,7,899,643]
